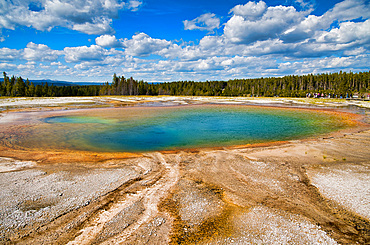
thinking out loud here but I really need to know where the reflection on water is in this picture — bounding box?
[14,105,349,152]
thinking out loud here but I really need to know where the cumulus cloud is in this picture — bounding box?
[63,45,108,63]
[127,0,143,11]
[281,0,370,43]
[0,0,143,35]
[343,47,367,56]
[316,20,370,45]
[0,48,21,61]
[222,0,370,58]
[229,1,267,20]
[224,3,306,44]
[158,0,369,75]
[0,63,17,70]
[122,33,172,57]
[95,34,122,47]
[280,14,322,43]
[183,13,221,32]
[278,54,369,74]
[23,42,60,61]
[18,61,36,70]
[72,17,114,35]
[322,0,370,25]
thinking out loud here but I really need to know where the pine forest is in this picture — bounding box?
[1,71,369,98]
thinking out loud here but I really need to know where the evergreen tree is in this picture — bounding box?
[1,71,369,98]
[26,82,36,97]
[13,77,26,96]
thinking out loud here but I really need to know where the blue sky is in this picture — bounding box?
[0,0,369,83]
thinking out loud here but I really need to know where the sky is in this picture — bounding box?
[0,0,369,83]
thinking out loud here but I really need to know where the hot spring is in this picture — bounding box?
[13,105,351,152]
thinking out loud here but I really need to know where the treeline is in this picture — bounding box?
[0,72,100,97]
[223,71,370,97]
[1,71,369,98]
[152,71,370,97]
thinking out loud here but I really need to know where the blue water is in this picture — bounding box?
[43,106,346,152]
[46,116,115,124]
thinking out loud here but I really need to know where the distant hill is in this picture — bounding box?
[0,78,103,86]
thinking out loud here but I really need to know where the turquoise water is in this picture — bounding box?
[46,116,116,124]
[42,106,347,152]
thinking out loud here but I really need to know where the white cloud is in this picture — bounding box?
[51,61,63,66]
[220,56,255,67]
[122,33,172,57]
[316,20,370,45]
[72,17,114,35]
[0,48,21,61]
[284,18,370,58]
[23,42,60,61]
[199,35,224,49]
[222,0,370,58]
[278,54,369,74]
[183,13,221,32]
[63,45,108,63]
[343,47,367,56]
[224,3,306,44]
[0,0,143,35]
[294,0,315,10]
[0,62,17,70]
[322,0,370,25]
[282,0,370,43]
[229,1,267,20]
[40,64,50,69]
[127,0,143,11]
[95,34,122,47]
[18,61,36,70]
[280,14,322,43]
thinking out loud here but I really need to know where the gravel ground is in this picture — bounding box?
[1,96,369,110]
[0,157,36,172]
[211,205,338,244]
[307,164,370,220]
[0,165,141,241]
[174,179,224,228]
